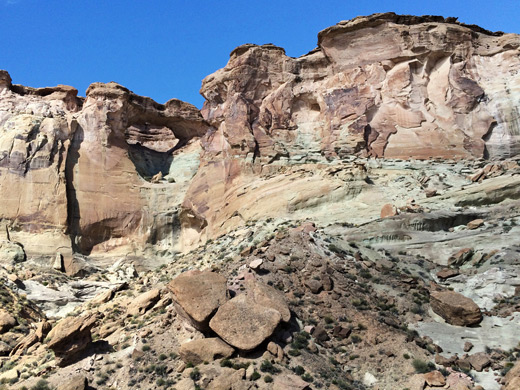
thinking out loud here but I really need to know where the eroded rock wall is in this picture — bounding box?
[181,13,520,248]
[1,13,519,258]
[0,71,208,258]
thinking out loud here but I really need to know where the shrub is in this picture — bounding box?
[412,359,435,373]
[251,371,261,381]
[30,380,52,390]
[260,360,280,374]
[264,375,273,383]
[190,367,201,381]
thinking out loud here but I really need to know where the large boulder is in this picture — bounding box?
[430,290,482,326]
[179,338,234,365]
[168,270,228,330]
[209,294,282,351]
[46,312,101,366]
[244,280,291,322]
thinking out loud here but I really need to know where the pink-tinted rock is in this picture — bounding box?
[430,290,482,326]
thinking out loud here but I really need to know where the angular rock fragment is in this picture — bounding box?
[126,288,161,316]
[209,294,281,350]
[168,270,228,330]
[179,338,234,365]
[46,312,101,366]
[0,310,17,334]
[244,280,291,322]
[430,290,482,326]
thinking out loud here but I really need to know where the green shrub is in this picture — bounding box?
[30,380,53,390]
[260,360,280,374]
[412,359,435,373]
[264,375,273,383]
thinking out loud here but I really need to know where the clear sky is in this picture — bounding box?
[2,1,518,108]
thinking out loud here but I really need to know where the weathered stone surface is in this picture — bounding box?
[423,370,446,386]
[381,204,398,219]
[0,368,18,382]
[168,270,228,330]
[46,312,101,366]
[407,374,426,390]
[207,367,247,390]
[467,219,484,230]
[209,294,281,350]
[0,240,25,264]
[179,338,234,365]
[437,268,460,280]
[244,280,291,322]
[126,288,161,316]
[0,71,208,259]
[467,352,491,371]
[56,375,88,390]
[273,374,312,390]
[430,290,482,326]
[0,309,17,333]
[505,361,520,390]
[10,320,51,356]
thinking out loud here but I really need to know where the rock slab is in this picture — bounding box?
[430,290,482,326]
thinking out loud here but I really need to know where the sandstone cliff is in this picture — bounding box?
[1,12,519,262]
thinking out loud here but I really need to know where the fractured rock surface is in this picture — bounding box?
[430,290,483,326]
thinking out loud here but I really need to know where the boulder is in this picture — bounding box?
[244,280,291,322]
[0,309,17,334]
[436,268,460,280]
[407,374,426,390]
[505,360,520,390]
[0,341,11,356]
[0,368,18,382]
[467,219,484,230]
[126,288,161,316]
[273,374,312,390]
[10,320,51,356]
[304,279,323,294]
[448,248,473,267]
[0,240,25,264]
[56,375,88,390]
[207,367,247,390]
[423,370,445,386]
[209,294,281,350]
[380,204,398,218]
[179,338,234,365]
[467,352,491,371]
[430,290,482,326]
[168,270,228,330]
[46,312,101,366]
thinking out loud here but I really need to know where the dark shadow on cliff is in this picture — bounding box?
[65,123,84,254]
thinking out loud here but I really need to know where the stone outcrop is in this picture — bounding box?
[126,288,161,316]
[430,290,482,326]
[1,12,520,257]
[209,294,282,351]
[0,72,208,260]
[181,12,520,248]
[168,270,228,330]
[0,310,17,333]
[179,338,234,365]
[46,312,101,366]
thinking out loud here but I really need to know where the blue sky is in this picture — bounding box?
[2,1,518,108]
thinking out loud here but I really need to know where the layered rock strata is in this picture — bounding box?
[1,12,519,259]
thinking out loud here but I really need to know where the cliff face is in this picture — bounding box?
[1,13,519,261]
[0,71,208,260]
